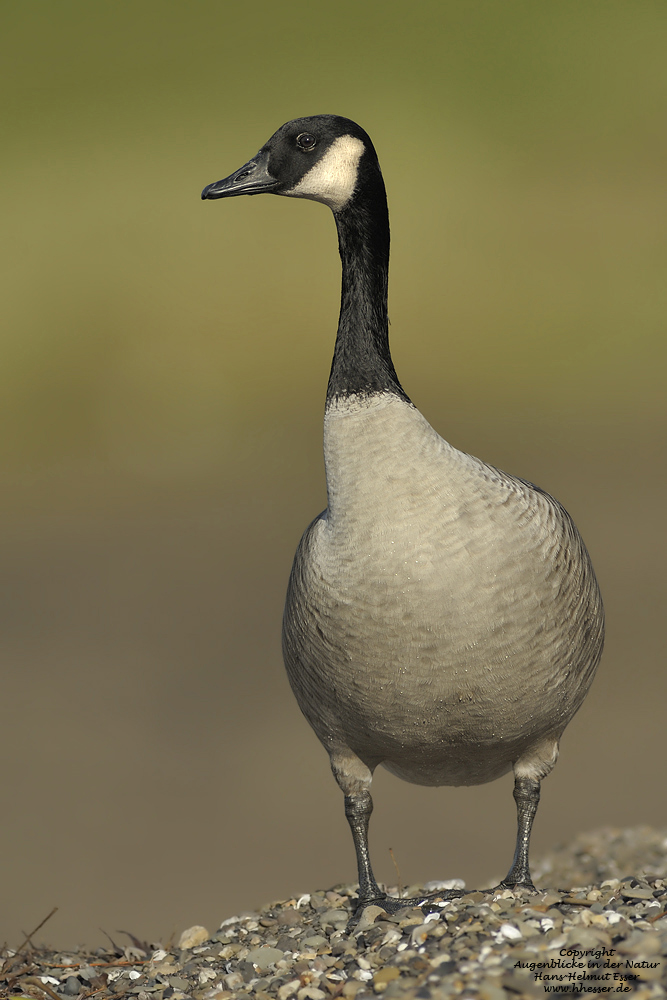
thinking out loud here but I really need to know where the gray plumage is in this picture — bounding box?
[284,396,602,793]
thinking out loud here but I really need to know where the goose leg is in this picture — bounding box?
[344,790,386,904]
[332,751,463,914]
[330,752,386,904]
[500,774,540,888]
[344,789,461,915]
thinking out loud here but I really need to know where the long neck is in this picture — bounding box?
[326,178,410,403]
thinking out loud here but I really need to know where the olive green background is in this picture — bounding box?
[1,1,665,949]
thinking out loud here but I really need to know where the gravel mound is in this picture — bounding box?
[3,827,667,1000]
[532,827,667,890]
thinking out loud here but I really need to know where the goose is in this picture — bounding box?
[202,115,604,912]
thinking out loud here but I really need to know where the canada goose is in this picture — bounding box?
[202,115,604,911]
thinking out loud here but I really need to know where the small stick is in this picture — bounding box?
[21,976,62,1000]
[99,929,122,954]
[12,907,59,958]
[389,847,403,899]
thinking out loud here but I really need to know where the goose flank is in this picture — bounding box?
[201,115,604,911]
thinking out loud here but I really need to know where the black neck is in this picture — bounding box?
[326,172,410,403]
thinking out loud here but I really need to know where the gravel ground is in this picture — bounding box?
[3,827,667,1000]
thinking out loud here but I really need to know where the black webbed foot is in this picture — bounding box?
[493,880,538,894]
[349,887,465,927]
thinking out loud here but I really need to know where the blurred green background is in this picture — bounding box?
[1,0,666,949]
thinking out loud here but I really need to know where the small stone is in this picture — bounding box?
[380,927,401,947]
[355,905,386,932]
[498,923,522,940]
[319,909,348,927]
[373,966,400,991]
[277,982,301,1000]
[501,972,544,997]
[276,935,299,952]
[430,957,456,975]
[632,963,663,983]
[297,989,326,1000]
[410,924,431,946]
[398,908,428,929]
[353,968,374,982]
[168,977,190,991]
[621,886,655,900]
[565,927,609,949]
[512,919,540,938]
[178,926,210,949]
[77,966,100,982]
[246,945,285,969]
[152,957,182,975]
[302,935,328,949]
[381,984,406,1000]
[223,972,244,990]
[64,976,82,995]
[616,931,661,955]
[325,891,346,905]
[342,986,365,999]
[539,892,563,906]
[477,981,507,1000]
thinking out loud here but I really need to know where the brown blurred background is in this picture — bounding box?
[1,0,666,950]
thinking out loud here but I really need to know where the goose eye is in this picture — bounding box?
[296,132,316,151]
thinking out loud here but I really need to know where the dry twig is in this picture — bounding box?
[16,908,59,955]
[21,976,62,1000]
[388,847,404,900]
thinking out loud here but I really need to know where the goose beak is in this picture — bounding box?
[201,149,277,200]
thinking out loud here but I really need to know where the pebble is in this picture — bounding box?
[5,826,667,999]
[355,905,386,932]
[246,946,286,969]
[373,966,400,987]
[297,988,326,1000]
[622,885,657,900]
[178,924,210,949]
[498,923,522,941]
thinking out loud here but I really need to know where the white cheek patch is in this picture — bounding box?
[285,135,365,212]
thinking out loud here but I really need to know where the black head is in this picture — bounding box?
[201,115,381,213]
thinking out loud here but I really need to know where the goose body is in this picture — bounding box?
[202,115,604,906]
[286,394,598,789]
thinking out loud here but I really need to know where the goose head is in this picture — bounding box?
[201,115,381,214]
